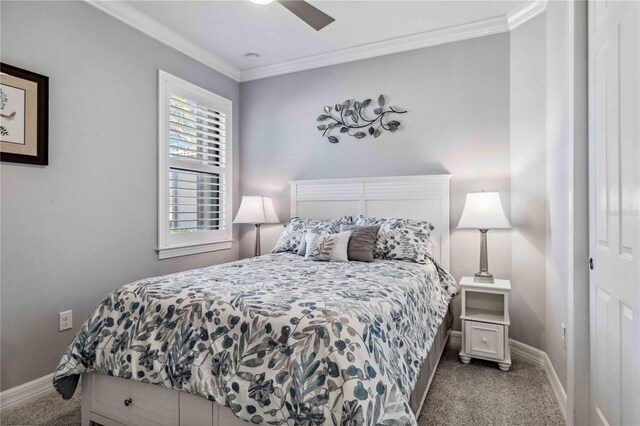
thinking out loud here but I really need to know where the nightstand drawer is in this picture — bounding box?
[465,321,504,360]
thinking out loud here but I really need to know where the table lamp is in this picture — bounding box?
[457,191,511,283]
[233,196,280,256]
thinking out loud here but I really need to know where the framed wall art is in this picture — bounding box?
[0,63,49,165]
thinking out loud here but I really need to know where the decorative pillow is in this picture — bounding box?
[339,224,380,262]
[296,236,307,256]
[272,216,352,253]
[304,231,351,262]
[354,215,435,263]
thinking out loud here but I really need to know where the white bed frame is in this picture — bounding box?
[81,174,452,426]
[290,174,451,270]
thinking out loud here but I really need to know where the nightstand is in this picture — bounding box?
[458,276,511,371]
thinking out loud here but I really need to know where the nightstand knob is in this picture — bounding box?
[481,337,488,344]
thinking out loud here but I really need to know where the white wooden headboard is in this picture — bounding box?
[289,174,452,269]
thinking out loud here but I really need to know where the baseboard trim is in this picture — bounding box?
[542,349,568,421]
[0,373,55,411]
[449,330,462,348]
[448,331,567,420]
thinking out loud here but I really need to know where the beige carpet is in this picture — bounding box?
[1,389,80,426]
[1,348,564,425]
[417,349,565,425]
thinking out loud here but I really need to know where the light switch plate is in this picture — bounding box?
[59,310,72,331]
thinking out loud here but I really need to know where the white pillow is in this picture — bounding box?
[304,231,351,262]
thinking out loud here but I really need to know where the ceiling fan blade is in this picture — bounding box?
[277,0,335,31]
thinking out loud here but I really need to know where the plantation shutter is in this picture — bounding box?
[158,71,232,257]
[168,94,227,233]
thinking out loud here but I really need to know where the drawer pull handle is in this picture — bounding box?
[481,338,488,344]
[124,398,133,407]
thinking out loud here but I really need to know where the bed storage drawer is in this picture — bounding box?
[464,321,504,360]
[179,392,214,426]
[84,373,251,425]
[129,379,180,425]
[89,374,130,425]
[217,404,250,425]
[86,374,179,425]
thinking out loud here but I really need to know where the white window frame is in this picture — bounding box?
[157,70,233,259]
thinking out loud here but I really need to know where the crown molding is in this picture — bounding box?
[240,16,509,81]
[85,0,242,81]
[86,1,545,83]
[507,0,547,30]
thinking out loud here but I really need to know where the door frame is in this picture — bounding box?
[567,1,590,425]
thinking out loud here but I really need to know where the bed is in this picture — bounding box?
[53,174,455,426]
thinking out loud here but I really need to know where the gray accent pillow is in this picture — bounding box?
[340,224,380,262]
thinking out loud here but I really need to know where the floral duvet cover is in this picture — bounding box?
[54,253,456,425]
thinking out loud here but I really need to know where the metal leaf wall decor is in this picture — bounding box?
[316,95,407,143]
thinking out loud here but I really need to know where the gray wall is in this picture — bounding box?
[545,1,571,390]
[0,1,563,393]
[0,1,240,391]
[509,15,547,350]
[239,34,513,334]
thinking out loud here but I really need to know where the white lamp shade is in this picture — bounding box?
[457,192,511,230]
[233,196,280,224]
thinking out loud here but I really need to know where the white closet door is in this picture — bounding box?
[588,0,639,424]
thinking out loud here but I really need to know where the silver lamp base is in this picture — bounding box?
[474,272,495,283]
[253,224,262,257]
[474,229,495,283]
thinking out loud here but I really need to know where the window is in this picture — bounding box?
[157,70,232,259]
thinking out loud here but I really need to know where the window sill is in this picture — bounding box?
[157,240,233,260]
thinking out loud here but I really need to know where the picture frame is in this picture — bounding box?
[0,63,49,165]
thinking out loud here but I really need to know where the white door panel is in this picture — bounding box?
[589,1,640,425]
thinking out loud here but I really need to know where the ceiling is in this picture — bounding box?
[98,1,543,81]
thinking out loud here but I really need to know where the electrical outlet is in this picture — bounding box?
[561,323,566,349]
[59,310,72,331]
